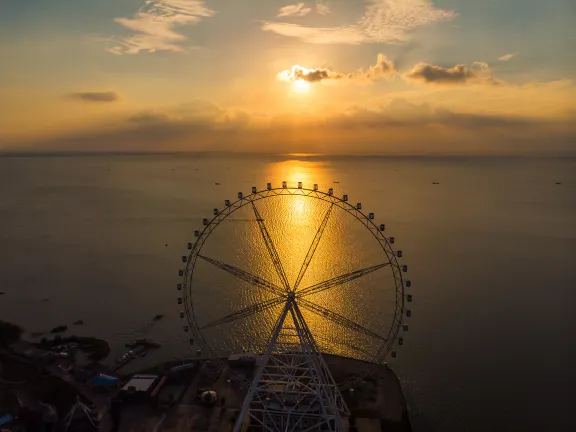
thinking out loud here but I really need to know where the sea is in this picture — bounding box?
[0,154,574,431]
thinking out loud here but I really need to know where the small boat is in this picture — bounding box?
[116,350,134,363]
[214,182,221,186]
[50,325,68,334]
[153,314,164,321]
[432,182,440,185]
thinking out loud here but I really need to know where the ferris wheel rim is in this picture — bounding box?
[180,186,406,379]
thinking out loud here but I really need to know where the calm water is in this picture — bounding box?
[1,154,575,431]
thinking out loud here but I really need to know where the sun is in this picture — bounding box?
[293,79,311,94]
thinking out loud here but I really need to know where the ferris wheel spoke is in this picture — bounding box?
[198,255,285,297]
[251,202,291,292]
[296,263,390,299]
[298,298,387,341]
[199,297,285,330]
[293,203,334,292]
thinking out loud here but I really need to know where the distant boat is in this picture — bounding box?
[153,314,164,321]
[125,338,161,349]
[432,182,440,185]
[555,182,562,185]
[333,181,340,184]
[214,182,221,186]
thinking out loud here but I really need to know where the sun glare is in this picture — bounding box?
[293,79,311,94]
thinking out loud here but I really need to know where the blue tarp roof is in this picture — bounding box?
[0,414,14,426]
[90,374,119,386]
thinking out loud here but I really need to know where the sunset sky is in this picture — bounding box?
[1,0,575,154]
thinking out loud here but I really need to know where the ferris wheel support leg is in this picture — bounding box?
[233,299,293,432]
[290,301,348,430]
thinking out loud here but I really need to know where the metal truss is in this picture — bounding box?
[293,204,334,291]
[199,297,285,330]
[298,298,386,342]
[198,254,284,297]
[252,202,292,292]
[296,263,390,298]
[233,297,349,432]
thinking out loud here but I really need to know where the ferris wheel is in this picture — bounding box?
[176,182,412,431]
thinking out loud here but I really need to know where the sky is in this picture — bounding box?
[0,0,575,154]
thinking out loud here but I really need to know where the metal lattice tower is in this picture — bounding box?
[233,295,349,432]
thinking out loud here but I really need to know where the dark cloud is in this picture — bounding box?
[404,62,501,85]
[404,63,475,84]
[128,112,169,124]
[70,91,120,102]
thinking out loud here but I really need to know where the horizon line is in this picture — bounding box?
[1,150,575,159]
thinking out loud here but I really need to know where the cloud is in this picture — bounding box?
[404,61,501,85]
[498,53,518,61]
[277,3,312,18]
[107,0,215,54]
[278,66,344,83]
[316,1,330,15]
[360,53,396,80]
[277,53,395,83]
[262,22,367,44]
[70,91,120,102]
[263,0,456,44]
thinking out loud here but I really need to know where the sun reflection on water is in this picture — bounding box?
[194,159,396,362]
[264,159,332,190]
